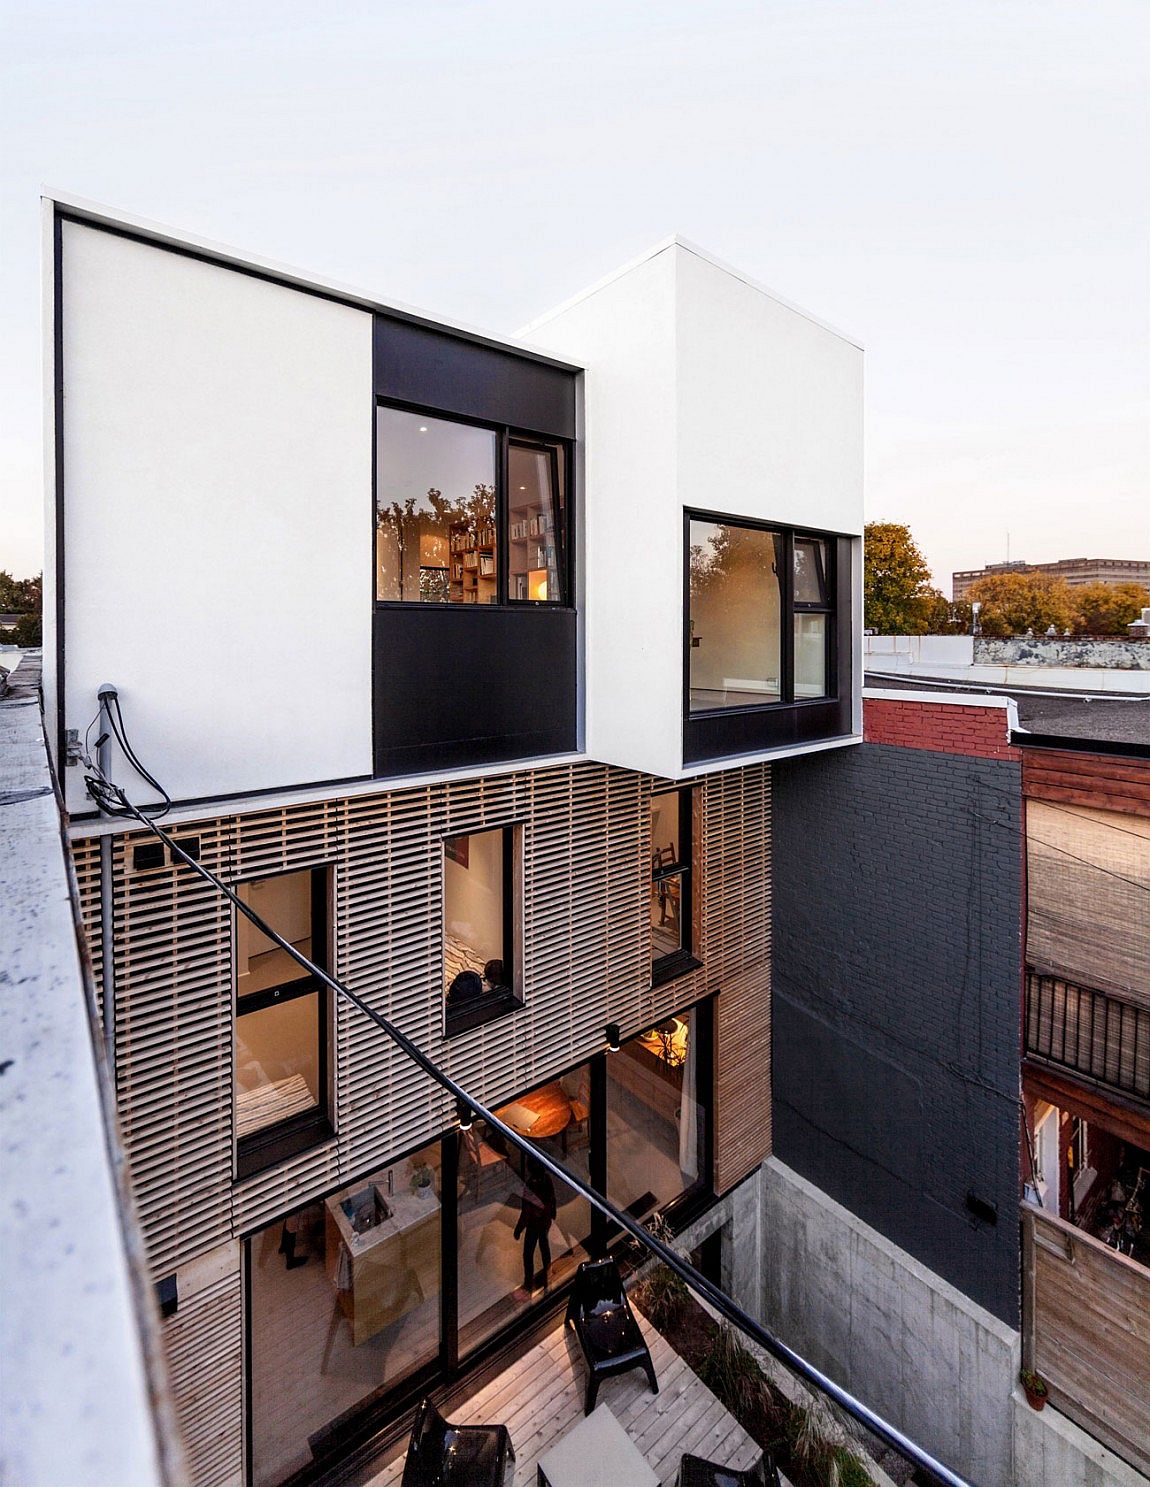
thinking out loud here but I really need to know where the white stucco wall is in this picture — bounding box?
[525,239,864,778]
[56,219,374,810]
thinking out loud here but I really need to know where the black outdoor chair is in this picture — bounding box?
[564,1257,659,1415]
[677,1452,780,1487]
[401,1397,515,1487]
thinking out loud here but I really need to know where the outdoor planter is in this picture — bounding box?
[1021,1370,1048,1411]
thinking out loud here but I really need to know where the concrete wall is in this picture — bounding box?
[1013,1393,1150,1487]
[771,723,1023,1323]
[760,1159,1019,1486]
[976,636,1150,670]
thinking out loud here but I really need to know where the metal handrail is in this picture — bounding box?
[97,780,971,1487]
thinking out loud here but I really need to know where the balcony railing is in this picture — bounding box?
[1025,970,1150,1104]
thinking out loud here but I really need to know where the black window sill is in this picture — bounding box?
[651,952,703,989]
[236,1111,334,1181]
[444,991,525,1040]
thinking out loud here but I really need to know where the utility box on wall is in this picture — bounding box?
[523,237,864,780]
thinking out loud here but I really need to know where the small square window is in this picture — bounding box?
[444,827,523,1035]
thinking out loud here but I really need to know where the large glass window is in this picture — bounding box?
[444,827,522,1035]
[607,1005,709,1222]
[376,407,569,606]
[689,519,783,710]
[458,1068,593,1356]
[235,870,330,1176]
[376,407,499,604]
[247,1141,442,1487]
[688,517,837,711]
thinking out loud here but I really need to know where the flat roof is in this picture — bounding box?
[865,672,1150,750]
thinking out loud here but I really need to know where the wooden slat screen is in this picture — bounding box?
[1027,801,1150,1007]
[1022,1202,1150,1475]
[163,1269,244,1487]
[73,757,773,1485]
[705,765,773,1192]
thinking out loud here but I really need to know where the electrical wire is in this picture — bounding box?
[84,706,969,1487]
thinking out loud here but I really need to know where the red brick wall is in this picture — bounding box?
[863,696,1020,761]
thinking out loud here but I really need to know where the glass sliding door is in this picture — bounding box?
[607,1005,709,1222]
[456,1065,593,1357]
[247,1141,442,1487]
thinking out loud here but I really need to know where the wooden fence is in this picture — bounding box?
[1021,1200,1150,1475]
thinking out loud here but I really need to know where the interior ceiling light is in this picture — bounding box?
[418,425,428,432]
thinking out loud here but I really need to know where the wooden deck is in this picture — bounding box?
[365,1309,763,1486]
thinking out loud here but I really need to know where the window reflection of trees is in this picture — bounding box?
[377,482,495,603]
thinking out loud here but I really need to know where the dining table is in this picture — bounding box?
[494,1081,573,1140]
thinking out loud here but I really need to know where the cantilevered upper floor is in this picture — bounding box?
[45,198,862,816]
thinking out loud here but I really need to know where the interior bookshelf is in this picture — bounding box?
[449,519,497,604]
[509,502,556,602]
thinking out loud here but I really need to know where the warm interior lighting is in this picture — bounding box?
[528,569,549,601]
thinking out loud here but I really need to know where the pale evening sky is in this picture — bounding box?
[1,0,1147,596]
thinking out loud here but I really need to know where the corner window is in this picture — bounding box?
[235,869,332,1178]
[651,790,699,984]
[444,827,522,1035]
[688,516,836,711]
[376,406,569,606]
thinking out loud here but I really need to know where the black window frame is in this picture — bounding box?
[650,788,702,988]
[234,867,334,1181]
[685,510,840,715]
[442,824,525,1038]
[373,397,574,612]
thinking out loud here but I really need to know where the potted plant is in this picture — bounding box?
[410,1162,435,1199]
[1020,1369,1048,1411]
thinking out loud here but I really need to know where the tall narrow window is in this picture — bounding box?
[650,790,698,983]
[444,827,522,1035]
[235,869,331,1177]
[793,536,833,698]
[376,407,499,604]
[508,440,566,603]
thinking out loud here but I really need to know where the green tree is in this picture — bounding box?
[966,571,1077,637]
[10,612,42,645]
[1072,581,1150,636]
[863,522,934,634]
[0,570,42,614]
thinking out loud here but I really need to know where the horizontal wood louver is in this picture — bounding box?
[162,1270,243,1487]
[72,755,774,1486]
[704,764,773,1192]
[1026,801,1150,1007]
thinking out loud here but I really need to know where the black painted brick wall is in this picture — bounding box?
[771,742,1022,1324]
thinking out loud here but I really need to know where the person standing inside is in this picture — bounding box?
[513,1157,557,1299]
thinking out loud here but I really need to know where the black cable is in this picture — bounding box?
[89,770,968,1487]
[105,693,171,819]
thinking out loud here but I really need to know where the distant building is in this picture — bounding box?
[953,557,1150,600]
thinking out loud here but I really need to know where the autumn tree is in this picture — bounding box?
[966,572,1077,637]
[916,588,973,635]
[1072,581,1150,636]
[863,522,936,634]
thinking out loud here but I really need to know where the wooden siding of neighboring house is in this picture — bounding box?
[1023,747,1150,819]
[1022,1201,1150,1477]
[72,759,773,1487]
[1026,801,1150,1009]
